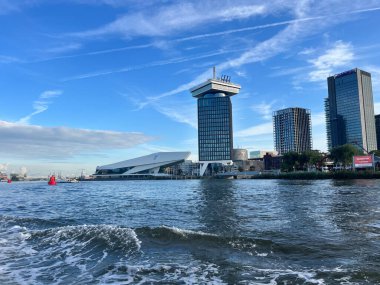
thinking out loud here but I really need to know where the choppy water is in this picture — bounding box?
[0,179,379,284]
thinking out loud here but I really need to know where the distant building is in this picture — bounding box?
[0,172,8,180]
[232,149,248,161]
[174,160,200,176]
[273,107,312,155]
[375,114,380,150]
[263,153,282,170]
[190,68,240,176]
[249,150,278,159]
[94,152,191,179]
[325,68,377,151]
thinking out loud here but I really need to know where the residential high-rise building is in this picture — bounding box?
[273,107,312,155]
[190,69,240,176]
[325,68,377,151]
[375,114,380,150]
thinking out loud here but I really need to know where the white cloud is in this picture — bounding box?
[308,41,354,82]
[39,90,62,99]
[62,48,245,81]
[0,55,21,63]
[44,43,83,54]
[298,47,316,55]
[154,104,197,129]
[0,120,153,160]
[17,90,63,124]
[235,122,273,138]
[235,70,247,78]
[251,101,276,120]
[72,2,266,38]
[137,18,309,108]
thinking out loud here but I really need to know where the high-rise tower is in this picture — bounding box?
[325,68,377,151]
[273,107,312,155]
[374,114,380,150]
[190,68,240,176]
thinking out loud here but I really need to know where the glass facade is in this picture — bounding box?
[198,93,233,161]
[375,115,380,150]
[273,107,312,155]
[326,69,377,151]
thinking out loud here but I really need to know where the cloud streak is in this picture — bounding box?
[71,2,266,38]
[137,2,380,111]
[17,90,63,124]
[62,48,247,81]
[251,101,277,120]
[0,120,154,160]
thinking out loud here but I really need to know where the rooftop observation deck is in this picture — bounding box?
[190,78,241,98]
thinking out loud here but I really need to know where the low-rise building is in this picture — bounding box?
[94,152,191,179]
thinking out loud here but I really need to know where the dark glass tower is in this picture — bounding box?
[375,114,380,150]
[197,94,232,161]
[325,68,377,151]
[273,107,312,155]
[190,71,240,175]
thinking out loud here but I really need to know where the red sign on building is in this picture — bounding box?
[353,155,373,168]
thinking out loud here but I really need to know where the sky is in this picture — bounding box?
[1,0,380,177]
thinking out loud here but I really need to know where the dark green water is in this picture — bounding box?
[0,179,379,284]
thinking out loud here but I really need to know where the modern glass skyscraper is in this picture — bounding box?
[190,70,240,175]
[375,114,380,150]
[273,107,312,155]
[325,68,377,151]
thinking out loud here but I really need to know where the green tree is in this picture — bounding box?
[303,150,324,169]
[281,151,300,172]
[281,150,325,171]
[329,144,363,167]
[369,150,380,157]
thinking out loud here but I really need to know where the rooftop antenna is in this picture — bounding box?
[213,66,216,79]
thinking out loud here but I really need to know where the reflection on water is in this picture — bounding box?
[332,179,378,187]
[196,179,240,235]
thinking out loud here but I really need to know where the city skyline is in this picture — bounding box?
[1,1,380,176]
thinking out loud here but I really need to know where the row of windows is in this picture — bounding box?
[198,98,230,108]
[199,137,231,142]
[199,124,230,129]
[200,155,231,161]
[200,150,231,154]
[199,129,230,133]
[200,145,231,150]
[199,114,230,119]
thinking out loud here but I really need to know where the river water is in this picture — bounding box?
[0,179,379,284]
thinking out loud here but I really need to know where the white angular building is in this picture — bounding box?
[94,152,191,179]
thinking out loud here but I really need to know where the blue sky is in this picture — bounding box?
[1,0,380,176]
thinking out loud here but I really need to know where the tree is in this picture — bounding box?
[281,151,300,172]
[370,150,380,157]
[329,144,363,167]
[303,150,324,169]
[281,150,325,171]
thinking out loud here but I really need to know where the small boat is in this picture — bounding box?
[59,178,79,183]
